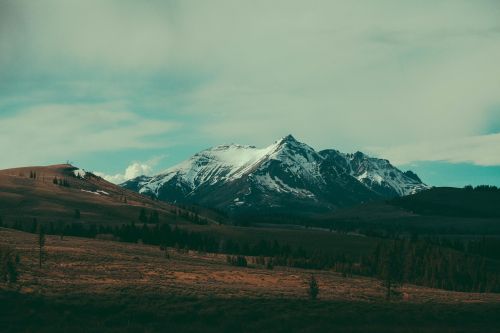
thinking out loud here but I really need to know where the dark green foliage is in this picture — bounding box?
[0,245,19,283]
[148,211,159,224]
[308,274,319,300]
[52,177,70,187]
[392,186,500,218]
[38,226,45,269]
[139,208,148,224]
[74,209,80,219]
[375,241,404,298]
[226,255,247,267]
[370,239,500,294]
[30,218,38,234]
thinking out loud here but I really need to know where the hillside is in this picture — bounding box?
[391,186,500,218]
[319,186,500,235]
[0,164,203,227]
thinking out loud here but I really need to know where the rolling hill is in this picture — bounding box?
[0,164,195,227]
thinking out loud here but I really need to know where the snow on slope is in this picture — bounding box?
[125,135,429,209]
[345,152,428,196]
[139,141,282,196]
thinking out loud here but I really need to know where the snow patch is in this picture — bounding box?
[81,189,109,196]
[73,169,87,178]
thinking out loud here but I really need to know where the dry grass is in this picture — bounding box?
[2,228,499,304]
[2,228,500,332]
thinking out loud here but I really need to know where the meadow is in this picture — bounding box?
[2,228,500,332]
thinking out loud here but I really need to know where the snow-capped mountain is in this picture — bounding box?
[122,135,428,216]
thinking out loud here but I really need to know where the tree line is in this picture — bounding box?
[2,215,500,294]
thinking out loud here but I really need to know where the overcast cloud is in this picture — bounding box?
[1,0,499,182]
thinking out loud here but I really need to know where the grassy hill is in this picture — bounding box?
[0,164,231,228]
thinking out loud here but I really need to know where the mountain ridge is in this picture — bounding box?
[122,135,429,216]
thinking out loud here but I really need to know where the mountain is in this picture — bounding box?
[122,135,428,217]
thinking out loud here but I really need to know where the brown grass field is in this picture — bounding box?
[2,227,500,332]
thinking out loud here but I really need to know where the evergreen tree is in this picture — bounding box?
[0,246,19,283]
[139,208,148,224]
[38,226,45,269]
[308,274,319,300]
[31,218,38,234]
[378,241,403,299]
[149,211,159,224]
[74,209,81,219]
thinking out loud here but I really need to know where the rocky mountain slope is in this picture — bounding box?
[122,135,428,216]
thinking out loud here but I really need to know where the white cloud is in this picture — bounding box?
[368,133,500,167]
[0,104,177,169]
[95,158,161,184]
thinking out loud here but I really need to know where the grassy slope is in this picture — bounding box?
[0,164,197,226]
[2,228,500,332]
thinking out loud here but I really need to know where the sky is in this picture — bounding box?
[1,0,500,186]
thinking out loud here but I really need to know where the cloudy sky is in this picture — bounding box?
[1,0,500,186]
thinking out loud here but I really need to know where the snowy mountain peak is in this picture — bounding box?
[279,134,298,143]
[122,135,429,215]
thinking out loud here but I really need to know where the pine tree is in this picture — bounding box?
[149,211,159,224]
[0,246,19,283]
[139,208,148,224]
[378,242,403,299]
[308,274,319,300]
[38,226,45,269]
[74,209,81,219]
[31,218,38,234]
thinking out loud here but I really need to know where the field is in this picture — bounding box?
[2,227,500,332]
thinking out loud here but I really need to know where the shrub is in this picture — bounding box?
[226,255,247,267]
[0,245,19,283]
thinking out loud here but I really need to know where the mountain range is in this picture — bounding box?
[122,135,428,217]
